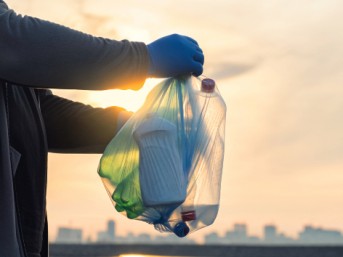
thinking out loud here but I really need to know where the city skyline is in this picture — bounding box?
[53,220,343,245]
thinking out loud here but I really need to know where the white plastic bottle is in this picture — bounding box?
[133,113,187,207]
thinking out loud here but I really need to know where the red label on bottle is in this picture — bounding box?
[181,210,196,221]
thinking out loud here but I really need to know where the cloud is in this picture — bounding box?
[206,62,257,80]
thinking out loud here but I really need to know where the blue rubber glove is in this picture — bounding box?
[147,34,204,78]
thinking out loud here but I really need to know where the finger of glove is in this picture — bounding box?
[193,51,205,65]
[196,46,203,53]
[191,61,204,77]
[183,35,199,46]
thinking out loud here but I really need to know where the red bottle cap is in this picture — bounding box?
[201,78,216,93]
[181,210,197,221]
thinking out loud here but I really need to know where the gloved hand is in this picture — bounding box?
[147,34,204,78]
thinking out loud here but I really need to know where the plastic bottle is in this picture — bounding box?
[133,113,187,207]
[176,77,225,235]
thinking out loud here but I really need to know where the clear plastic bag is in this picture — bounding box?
[98,76,226,237]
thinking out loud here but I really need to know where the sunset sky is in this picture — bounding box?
[6,0,343,242]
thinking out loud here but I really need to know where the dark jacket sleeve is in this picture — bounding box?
[0,1,149,90]
[39,90,132,153]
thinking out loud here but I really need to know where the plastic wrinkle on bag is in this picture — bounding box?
[98,76,226,237]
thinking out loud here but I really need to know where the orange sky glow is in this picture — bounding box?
[6,0,343,242]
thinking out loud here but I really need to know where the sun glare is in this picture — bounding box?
[120,255,144,257]
[120,255,156,257]
[88,78,162,112]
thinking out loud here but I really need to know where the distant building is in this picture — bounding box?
[97,231,110,242]
[247,235,261,244]
[264,225,277,242]
[299,225,343,245]
[263,224,295,244]
[136,233,152,243]
[277,233,295,244]
[97,220,116,243]
[234,224,248,238]
[154,234,196,244]
[205,232,222,244]
[107,220,115,241]
[55,227,83,244]
[226,223,248,243]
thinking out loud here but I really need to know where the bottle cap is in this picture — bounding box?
[173,222,190,237]
[181,210,196,221]
[201,78,216,93]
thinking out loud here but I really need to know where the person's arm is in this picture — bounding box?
[39,89,131,153]
[0,1,149,90]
